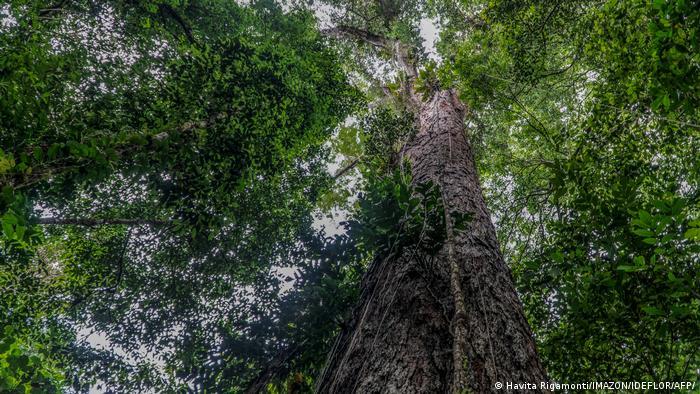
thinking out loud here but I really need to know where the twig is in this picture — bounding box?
[36,217,169,226]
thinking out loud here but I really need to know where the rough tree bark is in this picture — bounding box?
[316,89,548,393]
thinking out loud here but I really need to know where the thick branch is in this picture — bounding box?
[8,118,211,192]
[322,25,421,108]
[159,3,196,44]
[321,25,390,49]
[36,217,169,226]
[38,0,68,18]
[392,41,421,109]
[393,41,417,79]
[333,158,359,179]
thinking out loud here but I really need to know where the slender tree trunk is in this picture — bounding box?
[317,90,547,393]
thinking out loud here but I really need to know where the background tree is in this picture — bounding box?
[439,0,700,385]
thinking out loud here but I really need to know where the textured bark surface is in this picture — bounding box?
[317,90,547,393]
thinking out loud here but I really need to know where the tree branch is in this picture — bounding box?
[159,3,196,44]
[321,25,390,49]
[38,0,68,18]
[36,217,169,226]
[321,23,421,108]
[392,41,422,109]
[333,158,359,179]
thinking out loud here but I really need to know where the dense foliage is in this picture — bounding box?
[1,0,698,391]
[1,0,358,391]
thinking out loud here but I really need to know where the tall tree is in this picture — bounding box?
[444,0,700,385]
[4,0,697,391]
[315,2,547,392]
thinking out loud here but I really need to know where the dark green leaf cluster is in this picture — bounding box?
[359,107,416,173]
[346,167,450,259]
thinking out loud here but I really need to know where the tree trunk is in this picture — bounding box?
[317,90,548,393]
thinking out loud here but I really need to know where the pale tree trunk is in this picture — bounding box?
[317,90,548,393]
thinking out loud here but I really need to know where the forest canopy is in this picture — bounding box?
[1,0,698,392]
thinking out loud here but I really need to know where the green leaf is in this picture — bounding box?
[0,156,15,174]
[670,198,685,215]
[632,229,654,237]
[47,144,61,160]
[616,265,637,272]
[641,306,664,316]
[32,147,43,161]
[638,210,653,225]
[2,221,14,239]
[683,228,700,241]
[662,94,670,110]
[671,305,690,318]
[2,213,18,226]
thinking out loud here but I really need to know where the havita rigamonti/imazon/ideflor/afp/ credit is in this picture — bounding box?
[494,381,697,391]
